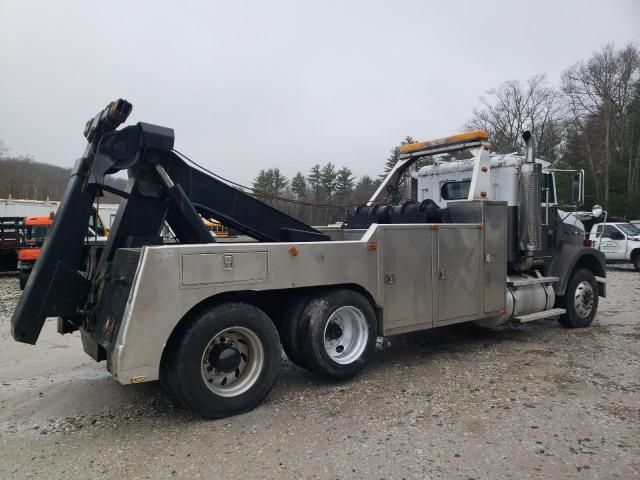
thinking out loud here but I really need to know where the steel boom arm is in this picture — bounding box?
[12,100,329,345]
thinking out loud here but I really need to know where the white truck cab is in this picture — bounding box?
[414,153,584,230]
[588,222,640,271]
[415,153,556,208]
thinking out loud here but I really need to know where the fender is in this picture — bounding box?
[548,244,606,297]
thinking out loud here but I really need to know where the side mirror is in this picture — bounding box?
[571,170,584,204]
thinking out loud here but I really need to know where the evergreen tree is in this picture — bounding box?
[354,175,378,204]
[356,174,373,191]
[307,164,322,224]
[252,168,287,205]
[252,169,272,193]
[319,163,338,224]
[291,172,307,199]
[383,136,416,174]
[335,167,355,196]
[307,164,322,200]
[269,168,288,196]
[320,162,338,197]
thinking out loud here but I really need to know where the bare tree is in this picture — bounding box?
[0,141,9,158]
[562,43,640,207]
[466,75,566,161]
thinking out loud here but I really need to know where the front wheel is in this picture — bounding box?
[633,254,640,272]
[18,270,29,290]
[558,268,599,328]
[302,289,377,379]
[161,302,280,418]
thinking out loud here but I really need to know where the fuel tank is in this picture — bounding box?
[475,273,555,328]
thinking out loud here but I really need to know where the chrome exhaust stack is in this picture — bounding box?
[518,131,542,256]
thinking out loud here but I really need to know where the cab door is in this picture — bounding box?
[595,225,626,260]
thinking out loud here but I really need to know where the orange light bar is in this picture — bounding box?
[399,130,489,154]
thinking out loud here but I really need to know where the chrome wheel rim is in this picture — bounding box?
[323,306,368,365]
[574,281,595,318]
[201,327,264,397]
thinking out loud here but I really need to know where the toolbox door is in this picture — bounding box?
[381,227,433,335]
[436,227,481,323]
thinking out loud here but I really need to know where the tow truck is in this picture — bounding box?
[11,100,606,418]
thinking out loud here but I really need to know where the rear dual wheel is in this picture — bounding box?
[281,289,377,379]
[161,290,376,418]
[161,302,280,419]
[278,294,313,370]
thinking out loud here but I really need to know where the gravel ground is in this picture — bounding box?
[0,268,638,479]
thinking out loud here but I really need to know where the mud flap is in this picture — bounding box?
[80,327,106,362]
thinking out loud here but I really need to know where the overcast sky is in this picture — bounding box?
[1,0,639,185]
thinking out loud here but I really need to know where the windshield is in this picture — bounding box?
[619,223,640,236]
[20,225,50,247]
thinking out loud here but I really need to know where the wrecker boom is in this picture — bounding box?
[11,99,329,345]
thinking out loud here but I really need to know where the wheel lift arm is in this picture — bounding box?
[11,99,329,345]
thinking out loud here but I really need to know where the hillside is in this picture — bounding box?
[0,156,128,204]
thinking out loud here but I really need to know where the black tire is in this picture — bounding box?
[558,268,599,328]
[19,270,29,290]
[161,302,280,419]
[633,254,640,272]
[301,289,376,379]
[278,294,313,370]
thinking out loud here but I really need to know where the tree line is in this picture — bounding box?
[255,44,640,222]
[1,43,638,223]
[0,146,127,204]
[466,43,640,218]
[251,165,381,225]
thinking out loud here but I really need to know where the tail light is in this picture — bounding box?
[583,239,593,247]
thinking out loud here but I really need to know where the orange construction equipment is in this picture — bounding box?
[17,215,54,289]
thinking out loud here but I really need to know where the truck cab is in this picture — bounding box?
[414,153,587,253]
[17,215,54,289]
[17,209,109,290]
[415,154,557,208]
[588,222,640,271]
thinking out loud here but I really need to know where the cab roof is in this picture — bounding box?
[416,153,551,177]
[23,215,54,226]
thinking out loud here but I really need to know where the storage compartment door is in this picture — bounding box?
[382,228,433,334]
[483,203,507,313]
[437,228,480,323]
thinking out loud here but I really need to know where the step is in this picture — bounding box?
[508,276,559,287]
[513,308,566,323]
